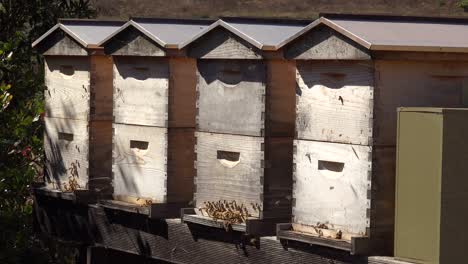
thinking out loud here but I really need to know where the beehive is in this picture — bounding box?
[99,18,210,217]
[277,15,468,255]
[33,20,122,201]
[180,19,306,235]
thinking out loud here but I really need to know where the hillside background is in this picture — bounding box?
[91,0,468,19]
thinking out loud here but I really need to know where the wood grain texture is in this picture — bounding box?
[45,56,90,120]
[44,117,89,191]
[262,137,294,219]
[88,120,113,195]
[293,139,371,235]
[194,132,263,217]
[265,59,296,137]
[112,124,167,202]
[368,146,395,256]
[168,57,197,128]
[196,60,266,136]
[166,128,195,203]
[188,27,262,59]
[89,55,113,121]
[374,60,468,146]
[295,61,374,145]
[113,57,169,127]
[42,32,87,56]
[104,26,165,56]
[284,25,370,60]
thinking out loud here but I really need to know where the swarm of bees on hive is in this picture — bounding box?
[62,175,80,192]
[200,200,261,231]
[313,222,342,239]
[62,161,81,192]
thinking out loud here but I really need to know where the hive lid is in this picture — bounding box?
[280,14,468,52]
[32,19,124,48]
[179,17,310,50]
[98,18,214,48]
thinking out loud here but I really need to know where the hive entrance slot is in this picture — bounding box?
[217,150,241,168]
[59,65,75,78]
[319,72,347,89]
[218,67,242,86]
[130,140,149,150]
[58,132,74,141]
[133,67,150,80]
[318,160,345,179]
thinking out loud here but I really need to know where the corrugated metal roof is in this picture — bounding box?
[98,18,214,48]
[280,15,468,52]
[179,18,309,50]
[32,19,124,48]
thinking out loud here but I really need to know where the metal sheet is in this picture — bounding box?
[330,17,468,50]
[132,18,212,46]
[61,20,124,45]
[222,19,308,48]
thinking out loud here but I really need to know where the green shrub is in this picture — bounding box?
[0,1,95,263]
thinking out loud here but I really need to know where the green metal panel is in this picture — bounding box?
[395,109,443,264]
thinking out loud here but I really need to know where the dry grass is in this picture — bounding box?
[91,0,468,20]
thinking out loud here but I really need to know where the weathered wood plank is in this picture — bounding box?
[284,25,370,60]
[44,117,89,191]
[168,57,197,128]
[262,137,294,219]
[113,57,169,127]
[112,124,167,203]
[265,59,296,137]
[166,128,195,204]
[368,146,396,256]
[45,56,90,120]
[104,26,165,56]
[42,32,87,56]
[293,139,371,236]
[196,60,266,136]
[188,27,262,59]
[89,55,113,120]
[374,60,468,146]
[88,120,113,195]
[194,132,263,217]
[295,61,374,145]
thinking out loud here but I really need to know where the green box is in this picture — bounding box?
[395,107,468,264]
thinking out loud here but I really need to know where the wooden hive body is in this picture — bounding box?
[182,26,296,235]
[279,24,468,255]
[102,26,196,216]
[38,29,113,199]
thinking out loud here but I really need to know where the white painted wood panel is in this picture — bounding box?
[44,117,89,190]
[112,124,167,202]
[113,57,169,127]
[285,25,370,60]
[296,61,374,145]
[293,139,371,235]
[44,56,90,120]
[43,34,87,56]
[188,28,262,59]
[195,132,263,217]
[197,60,265,136]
